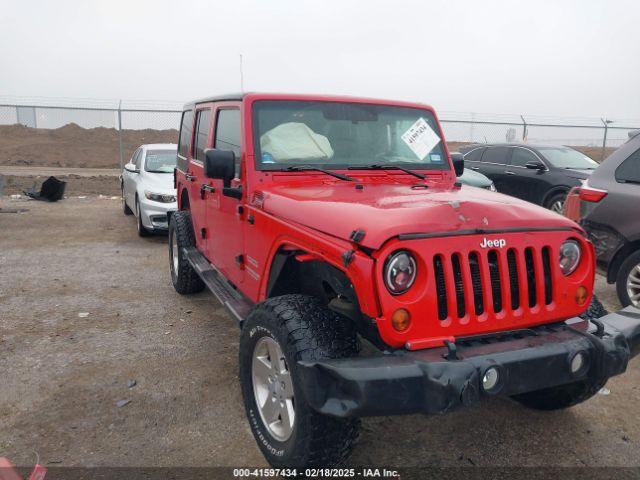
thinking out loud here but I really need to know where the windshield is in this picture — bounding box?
[145,150,177,173]
[252,101,448,171]
[537,147,598,170]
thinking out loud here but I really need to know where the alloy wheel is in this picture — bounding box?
[171,229,179,275]
[626,264,640,307]
[550,199,564,213]
[251,336,295,442]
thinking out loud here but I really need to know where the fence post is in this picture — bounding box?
[521,115,527,141]
[117,100,124,170]
[601,118,609,161]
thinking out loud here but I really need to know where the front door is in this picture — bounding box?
[205,103,245,286]
[478,146,512,193]
[506,147,550,203]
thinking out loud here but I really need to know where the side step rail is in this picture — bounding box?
[183,247,253,323]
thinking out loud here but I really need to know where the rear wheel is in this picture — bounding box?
[616,250,640,308]
[545,192,567,214]
[239,295,360,468]
[168,211,205,294]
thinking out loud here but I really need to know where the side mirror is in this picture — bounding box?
[124,163,138,173]
[204,149,235,187]
[451,152,465,177]
[525,161,546,171]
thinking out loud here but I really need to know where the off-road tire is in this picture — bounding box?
[545,192,567,214]
[122,186,133,215]
[135,197,150,237]
[168,211,205,294]
[578,294,608,321]
[616,250,640,308]
[511,378,605,411]
[239,295,361,468]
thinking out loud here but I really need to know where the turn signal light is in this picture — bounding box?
[579,186,607,203]
[575,286,588,306]
[391,309,411,332]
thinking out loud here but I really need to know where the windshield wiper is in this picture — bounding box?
[284,166,357,182]
[348,164,426,180]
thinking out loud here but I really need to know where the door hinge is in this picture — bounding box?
[200,228,206,239]
[237,205,245,215]
[247,214,255,225]
[235,254,245,267]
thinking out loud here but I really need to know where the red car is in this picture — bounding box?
[168,93,640,468]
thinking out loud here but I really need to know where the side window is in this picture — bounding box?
[464,147,485,162]
[482,146,510,165]
[178,110,194,158]
[511,148,539,168]
[215,109,241,175]
[615,148,640,183]
[194,109,212,162]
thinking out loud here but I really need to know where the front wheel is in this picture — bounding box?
[616,250,640,308]
[239,295,360,468]
[135,198,150,237]
[545,192,567,214]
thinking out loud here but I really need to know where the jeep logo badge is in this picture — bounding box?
[480,238,506,248]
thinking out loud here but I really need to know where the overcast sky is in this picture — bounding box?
[1,0,639,119]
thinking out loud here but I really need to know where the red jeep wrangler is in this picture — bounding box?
[168,93,640,468]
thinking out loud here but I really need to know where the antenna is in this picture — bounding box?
[239,54,244,93]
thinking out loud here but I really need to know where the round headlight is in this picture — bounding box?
[384,251,417,295]
[559,239,581,276]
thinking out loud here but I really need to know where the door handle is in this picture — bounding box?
[471,166,480,170]
[505,171,515,175]
[185,173,197,182]
[200,184,215,199]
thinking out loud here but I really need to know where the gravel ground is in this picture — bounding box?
[0,197,638,470]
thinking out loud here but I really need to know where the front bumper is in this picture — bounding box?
[297,307,640,418]
[139,197,176,231]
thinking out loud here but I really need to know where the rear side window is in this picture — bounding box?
[511,148,539,167]
[178,110,194,158]
[482,146,511,165]
[615,148,640,183]
[464,147,485,162]
[194,109,212,162]
[215,109,241,174]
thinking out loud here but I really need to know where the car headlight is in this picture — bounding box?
[144,191,176,203]
[384,251,417,295]
[559,239,581,276]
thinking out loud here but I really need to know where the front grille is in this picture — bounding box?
[434,246,553,321]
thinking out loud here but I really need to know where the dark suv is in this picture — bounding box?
[462,144,598,212]
[564,131,640,307]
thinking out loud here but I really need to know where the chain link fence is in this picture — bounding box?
[1,97,639,169]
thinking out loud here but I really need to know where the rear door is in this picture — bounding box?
[205,103,244,286]
[477,146,511,192]
[505,147,550,203]
[187,106,213,256]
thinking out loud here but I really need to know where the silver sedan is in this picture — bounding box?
[121,143,178,236]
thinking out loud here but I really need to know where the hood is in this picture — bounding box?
[458,168,492,188]
[259,181,580,249]
[140,171,176,193]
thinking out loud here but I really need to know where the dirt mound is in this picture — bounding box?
[0,123,178,168]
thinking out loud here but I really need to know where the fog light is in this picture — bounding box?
[575,286,588,305]
[571,352,587,374]
[482,367,499,391]
[391,309,411,332]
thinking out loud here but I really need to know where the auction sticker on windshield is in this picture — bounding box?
[401,117,441,160]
